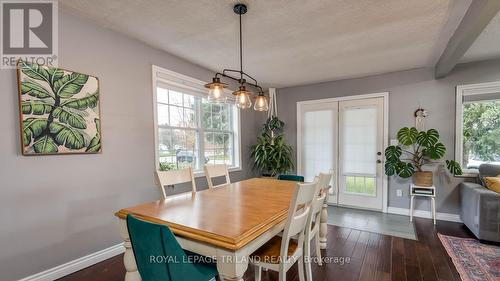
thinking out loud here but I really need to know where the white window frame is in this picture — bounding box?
[152,65,242,177]
[455,81,500,175]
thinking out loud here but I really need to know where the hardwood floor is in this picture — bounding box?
[58,218,474,281]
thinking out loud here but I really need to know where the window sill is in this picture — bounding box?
[455,169,479,178]
[192,166,242,179]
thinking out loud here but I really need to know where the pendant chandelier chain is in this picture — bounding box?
[239,12,243,81]
[204,3,269,111]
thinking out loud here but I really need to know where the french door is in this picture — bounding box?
[297,101,338,203]
[297,95,386,211]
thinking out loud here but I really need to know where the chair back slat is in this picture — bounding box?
[306,172,333,243]
[280,178,320,259]
[155,168,196,200]
[312,172,333,215]
[204,164,230,189]
[287,207,311,237]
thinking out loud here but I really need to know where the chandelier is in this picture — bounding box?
[204,3,269,111]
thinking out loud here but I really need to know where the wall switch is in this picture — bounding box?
[390,139,399,146]
[396,189,403,197]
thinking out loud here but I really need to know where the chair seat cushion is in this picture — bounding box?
[250,236,298,264]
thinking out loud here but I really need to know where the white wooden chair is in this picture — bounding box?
[250,178,320,281]
[155,167,196,200]
[304,172,333,281]
[203,164,230,189]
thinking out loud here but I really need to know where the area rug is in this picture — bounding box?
[438,233,500,281]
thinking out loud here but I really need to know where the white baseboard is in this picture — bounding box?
[18,243,124,281]
[387,207,462,223]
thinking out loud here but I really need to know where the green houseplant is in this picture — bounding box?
[385,127,462,186]
[250,116,294,177]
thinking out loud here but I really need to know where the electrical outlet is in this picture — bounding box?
[396,189,403,197]
[390,139,399,146]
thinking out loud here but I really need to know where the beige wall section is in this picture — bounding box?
[277,59,500,215]
[0,8,265,281]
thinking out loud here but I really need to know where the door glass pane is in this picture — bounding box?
[342,107,377,175]
[342,106,377,196]
[303,110,333,182]
[345,176,376,196]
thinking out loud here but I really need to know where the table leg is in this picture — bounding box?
[319,197,328,249]
[216,249,248,281]
[118,218,142,281]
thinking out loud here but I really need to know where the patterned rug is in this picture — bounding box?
[438,233,500,281]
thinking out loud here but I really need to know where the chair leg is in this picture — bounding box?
[298,255,306,281]
[255,265,262,281]
[315,233,322,266]
[279,264,286,281]
[305,237,312,281]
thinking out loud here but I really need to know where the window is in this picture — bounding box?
[456,82,500,171]
[153,66,240,174]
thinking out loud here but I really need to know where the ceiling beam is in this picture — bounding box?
[434,0,500,78]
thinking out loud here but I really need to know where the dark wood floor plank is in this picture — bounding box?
[417,220,455,281]
[57,219,475,281]
[329,229,363,281]
[414,220,438,281]
[391,237,406,281]
[358,232,381,281]
[374,234,392,281]
[403,239,422,281]
[352,230,370,260]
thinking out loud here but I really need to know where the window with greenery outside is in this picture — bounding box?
[462,101,500,169]
[157,88,236,171]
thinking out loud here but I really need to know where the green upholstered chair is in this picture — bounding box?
[126,214,218,281]
[277,174,305,182]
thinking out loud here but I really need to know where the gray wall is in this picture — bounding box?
[0,9,264,281]
[277,59,500,214]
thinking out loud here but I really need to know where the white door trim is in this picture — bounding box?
[297,92,389,212]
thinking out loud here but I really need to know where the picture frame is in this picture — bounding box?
[16,59,102,155]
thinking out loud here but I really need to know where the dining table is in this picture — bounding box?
[115,177,329,281]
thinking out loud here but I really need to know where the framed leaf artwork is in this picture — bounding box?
[16,60,102,155]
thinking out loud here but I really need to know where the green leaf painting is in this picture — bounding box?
[17,60,102,155]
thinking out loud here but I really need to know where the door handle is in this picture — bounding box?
[376,160,382,164]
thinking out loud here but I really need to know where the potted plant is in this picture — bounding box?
[384,127,462,186]
[250,116,294,177]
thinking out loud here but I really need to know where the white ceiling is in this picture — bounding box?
[461,11,500,63]
[61,0,477,88]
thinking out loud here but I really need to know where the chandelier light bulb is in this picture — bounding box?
[205,77,227,103]
[254,93,269,111]
[233,86,252,109]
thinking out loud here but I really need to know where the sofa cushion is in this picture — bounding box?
[479,164,500,185]
[483,176,500,193]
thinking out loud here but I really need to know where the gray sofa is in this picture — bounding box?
[459,164,500,242]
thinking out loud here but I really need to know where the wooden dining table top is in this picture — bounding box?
[115,178,296,250]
